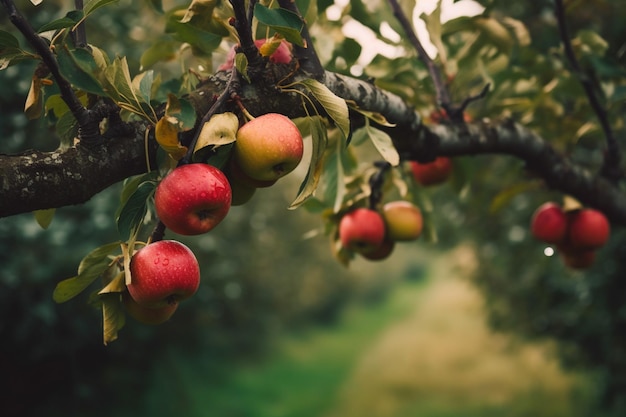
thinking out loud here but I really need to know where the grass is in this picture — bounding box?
[139,246,590,417]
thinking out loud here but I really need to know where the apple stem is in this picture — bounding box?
[236,99,256,122]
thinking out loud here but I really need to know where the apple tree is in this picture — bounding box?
[1,0,626,414]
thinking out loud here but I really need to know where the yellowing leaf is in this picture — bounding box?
[194,112,239,155]
[365,123,400,166]
[299,78,350,140]
[99,271,126,295]
[24,76,43,119]
[34,208,55,229]
[101,293,125,345]
[290,117,328,209]
[155,116,188,161]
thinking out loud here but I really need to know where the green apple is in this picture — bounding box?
[155,163,232,235]
[122,291,178,325]
[338,208,386,254]
[127,240,201,308]
[234,113,304,182]
[382,201,423,241]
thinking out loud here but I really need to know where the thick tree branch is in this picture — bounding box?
[2,68,626,228]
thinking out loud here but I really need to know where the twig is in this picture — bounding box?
[277,0,325,79]
[73,0,87,48]
[387,0,451,110]
[1,0,99,142]
[228,0,264,80]
[554,0,621,182]
[368,161,392,209]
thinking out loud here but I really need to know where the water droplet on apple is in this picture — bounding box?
[162,258,169,266]
[153,257,160,265]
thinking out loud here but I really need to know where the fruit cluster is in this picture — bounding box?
[124,113,304,324]
[530,202,611,269]
[338,201,424,261]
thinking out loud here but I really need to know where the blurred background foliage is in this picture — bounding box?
[1,0,626,416]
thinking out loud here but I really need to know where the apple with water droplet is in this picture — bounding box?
[155,163,232,235]
[234,113,304,182]
[127,240,200,308]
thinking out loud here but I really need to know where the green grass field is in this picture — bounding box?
[140,246,590,417]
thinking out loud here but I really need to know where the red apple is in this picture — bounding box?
[218,38,293,71]
[155,163,232,235]
[559,247,596,270]
[530,202,568,244]
[127,240,201,308]
[361,239,395,261]
[568,208,610,249]
[410,157,452,186]
[382,201,423,242]
[234,113,304,182]
[122,291,178,325]
[338,208,386,254]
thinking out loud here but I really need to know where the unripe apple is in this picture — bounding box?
[338,208,386,254]
[361,239,395,261]
[410,157,452,186]
[155,163,232,235]
[218,38,293,71]
[568,208,610,249]
[234,113,304,182]
[128,240,201,308]
[122,291,178,325]
[382,201,423,242]
[530,202,568,244]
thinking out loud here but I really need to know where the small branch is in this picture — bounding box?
[228,0,264,80]
[73,0,87,48]
[277,0,325,79]
[1,0,96,142]
[554,0,621,182]
[387,0,451,110]
[368,161,392,209]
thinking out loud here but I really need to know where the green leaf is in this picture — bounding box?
[144,0,163,13]
[117,172,158,218]
[167,19,223,55]
[298,78,350,140]
[98,271,126,295]
[57,47,105,96]
[0,30,19,48]
[140,39,178,70]
[290,117,329,209]
[101,292,125,345]
[253,3,305,46]
[37,11,84,33]
[234,52,250,82]
[56,110,79,149]
[85,0,120,16]
[132,70,155,104]
[364,122,400,166]
[34,208,56,229]
[53,242,120,303]
[116,181,156,241]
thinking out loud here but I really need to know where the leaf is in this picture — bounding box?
[346,100,396,127]
[489,181,541,214]
[132,70,155,104]
[101,292,125,345]
[57,46,105,96]
[167,18,223,55]
[84,0,120,16]
[364,122,400,166]
[34,208,55,229]
[194,112,239,157]
[140,39,178,70]
[116,181,156,241]
[164,95,196,131]
[53,242,120,303]
[290,117,328,209]
[37,11,84,33]
[45,94,70,118]
[56,110,79,149]
[98,271,126,295]
[298,78,350,140]
[0,30,20,49]
[234,52,250,82]
[24,76,44,119]
[420,2,446,62]
[254,3,304,46]
[155,116,188,160]
[144,0,163,13]
[117,172,158,218]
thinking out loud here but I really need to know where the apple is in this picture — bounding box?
[338,208,386,254]
[225,157,277,189]
[122,291,178,325]
[530,202,568,244]
[234,113,304,182]
[127,240,201,308]
[568,208,610,249]
[410,157,452,186]
[218,38,293,71]
[559,247,596,270]
[361,239,395,261]
[382,201,423,242]
[155,163,232,235]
